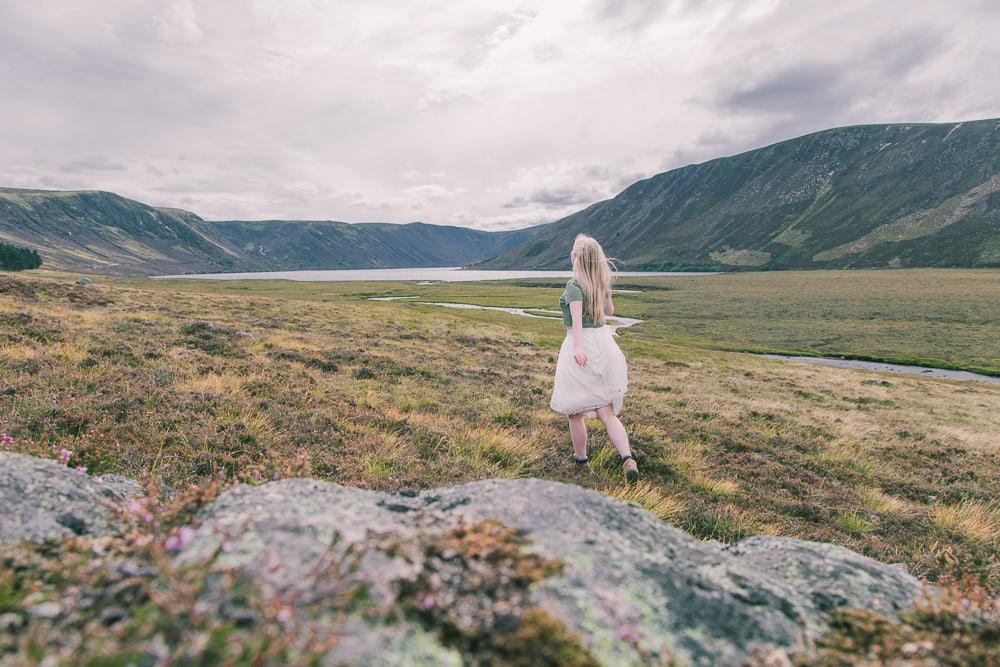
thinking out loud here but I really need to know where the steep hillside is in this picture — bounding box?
[0,188,542,276]
[483,118,1000,270]
[0,189,245,275]
[197,219,539,270]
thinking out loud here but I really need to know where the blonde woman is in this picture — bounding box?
[550,234,637,482]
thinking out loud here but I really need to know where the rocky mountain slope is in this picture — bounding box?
[0,188,541,276]
[1,451,926,665]
[483,118,1000,271]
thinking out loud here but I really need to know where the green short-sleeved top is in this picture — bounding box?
[559,278,604,328]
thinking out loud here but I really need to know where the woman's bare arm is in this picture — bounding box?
[570,300,587,366]
[604,291,614,316]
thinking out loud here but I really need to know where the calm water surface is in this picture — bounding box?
[153,267,712,282]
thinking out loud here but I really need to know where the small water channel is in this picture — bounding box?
[758,354,1000,384]
[365,296,643,331]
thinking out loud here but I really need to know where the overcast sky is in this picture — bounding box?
[2,1,998,229]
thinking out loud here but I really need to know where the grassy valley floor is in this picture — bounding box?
[2,268,999,593]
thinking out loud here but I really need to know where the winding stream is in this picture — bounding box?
[365,296,643,331]
[365,297,998,384]
[758,354,1000,384]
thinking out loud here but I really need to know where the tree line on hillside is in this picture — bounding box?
[0,241,42,270]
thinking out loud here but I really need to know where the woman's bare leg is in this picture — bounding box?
[568,414,588,459]
[596,405,632,458]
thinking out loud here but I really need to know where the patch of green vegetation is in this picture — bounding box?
[835,513,876,535]
[0,241,42,271]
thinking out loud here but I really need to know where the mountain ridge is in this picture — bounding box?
[481,117,1000,271]
[0,187,543,276]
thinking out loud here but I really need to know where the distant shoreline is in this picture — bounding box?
[151,266,717,282]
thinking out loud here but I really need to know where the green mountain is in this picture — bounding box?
[0,188,542,276]
[482,118,1000,271]
[198,219,537,271]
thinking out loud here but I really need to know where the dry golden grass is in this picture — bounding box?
[175,371,262,397]
[0,343,38,360]
[690,475,740,499]
[604,481,685,522]
[857,487,919,518]
[2,270,999,587]
[932,501,1000,546]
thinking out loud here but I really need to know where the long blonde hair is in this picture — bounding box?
[571,234,615,324]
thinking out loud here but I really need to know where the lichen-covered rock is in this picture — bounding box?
[181,478,924,666]
[0,451,142,543]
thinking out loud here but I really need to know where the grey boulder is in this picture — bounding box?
[181,478,924,666]
[0,451,142,543]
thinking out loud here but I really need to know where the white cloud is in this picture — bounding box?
[1,0,998,230]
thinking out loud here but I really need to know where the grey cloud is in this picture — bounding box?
[717,62,845,114]
[593,0,670,33]
[503,187,596,209]
[60,158,128,173]
[710,25,950,120]
[867,28,947,78]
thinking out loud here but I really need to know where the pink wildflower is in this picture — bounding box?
[415,593,435,612]
[0,433,13,447]
[617,624,641,644]
[58,449,72,465]
[126,499,153,524]
[275,606,293,625]
[164,526,196,552]
[75,466,88,474]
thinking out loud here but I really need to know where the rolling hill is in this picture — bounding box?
[482,118,1000,271]
[0,188,542,276]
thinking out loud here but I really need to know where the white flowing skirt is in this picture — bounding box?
[550,326,628,418]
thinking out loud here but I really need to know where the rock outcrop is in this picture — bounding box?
[183,479,921,665]
[0,452,141,543]
[0,453,924,665]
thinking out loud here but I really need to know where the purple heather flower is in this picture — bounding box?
[126,499,153,524]
[164,526,196,552]
[617,624,641,644]
[58,449,72,465]
[0,433,13,447]
[415,593,435,612]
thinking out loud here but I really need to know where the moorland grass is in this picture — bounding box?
[2,269,999,593]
